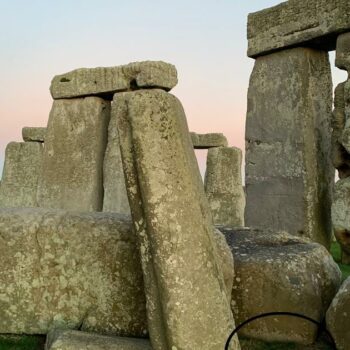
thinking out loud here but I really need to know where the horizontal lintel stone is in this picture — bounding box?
[22,127,46,142]
[190,132,228,149]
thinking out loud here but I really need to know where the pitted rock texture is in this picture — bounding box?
[219,227,342,345]
[116,89,239,350]
[0,142,43,208]
[190,132,228,149]
[50,61,177,99]
[45,329,151,350]
[326,277,350,350]
[0,208,147,336]
[247,0,350,57]
[205,147,245,227]
[37,97,110,212]
[22,127,46,142]
[332,178,350,264]
[245,47,333,248]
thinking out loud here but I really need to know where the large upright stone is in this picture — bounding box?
[50,61,177,99]
[204,147,245,227]
[0,142,43,208]
[247,0,350,58]
[335,32,350,71]
[37,97,110,212]
[116,89,239,350]
[245,48,333,248]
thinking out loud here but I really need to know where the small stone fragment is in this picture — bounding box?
[190,132,228,149]
[50,61,178,99]
[45,329,151,350]
[205,147,245,227]
[22,127,46,142]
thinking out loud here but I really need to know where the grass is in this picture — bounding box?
[0,336,45,350]
[330,242,350,281]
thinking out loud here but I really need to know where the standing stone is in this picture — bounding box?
[103,111,130,215]
[0,142,43,208]
[336,32,350,71]
[204,147,245,227]
[37,97,110,212]
[22,127,46,142]
[116,89,239,350]
[245,47,333,248]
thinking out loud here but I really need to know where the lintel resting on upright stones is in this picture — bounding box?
[248,0,350,57]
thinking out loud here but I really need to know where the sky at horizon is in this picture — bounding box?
[0,0,347,178]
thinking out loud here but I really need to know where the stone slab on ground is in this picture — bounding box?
[0,142,43,208]
[190,132,228,149]
[247,0,350,57]
[205,147,245,227]
[50,61,177,99]
[219,227,342,345]
[37,97,110,212]
[0,208,147,336]
[116,89,239,350]
[45,329,151,350]
[22,127,46,142]
[245,47,333,248]
[326,277,350,350]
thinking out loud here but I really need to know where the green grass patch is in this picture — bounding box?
[0,335,45,350]
[331,242,350,281]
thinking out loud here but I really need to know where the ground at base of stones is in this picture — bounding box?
[331,242,350,280]
[0,335,45,350]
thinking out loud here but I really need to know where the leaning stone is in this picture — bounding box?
[0,208,147,335]
[22,127,46,142]
[0,142,43,208]
[336,32,350,71]
[245,47,333,248]
[247,0,350,58]
[45,329,151,350]
[50,61,177,99]
[331,178,350,263]
[190,132,228,149]
[326,277,350,350]
[204,147,245,227]
[37,97,110,212]
[116,89,239,350]
[220,227,342,345]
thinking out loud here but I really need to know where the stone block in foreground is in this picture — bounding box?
[45,329,151,350]
[50,61,177,99]
[0,142,43,208]
[245,48,333,248]
[37,97,110,212]
[0,208,146,335]
[247,0,350,58]
[22,127,46,142]
[219,227,342,345]
[190,132,228,149]
[116,89,239,350]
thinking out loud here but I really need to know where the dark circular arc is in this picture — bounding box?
[224,311,336,350]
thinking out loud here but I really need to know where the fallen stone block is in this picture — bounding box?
[205,147,245,227]
[116,89,239,350]
[219,227,342,345]
[37,97,110,212]
[326,277,350,350]
[45,329,151,350]
[22,127,46,142]
[247,0,350,58]
[50,61,177,99]
[0,208,147,336]
[0,142,43,208]
[190,132,228,149]
[245,47,333,248]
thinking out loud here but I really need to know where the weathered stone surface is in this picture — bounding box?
[204,147,245,227]
[103,109,130,215]
[37,97,110,212]
[326,277,350,350]
[332,178,350,264]
[22,127,46,142]
[219,227,342,345]
[50,61,177,99]
[46,329,151,350]
[190,132,228,149]
[247,0,350,58]
[0,142,43,208]
[336,32,350,71]
[0,208,146,335]
[245,48,333,248]
[116,89,239,350]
